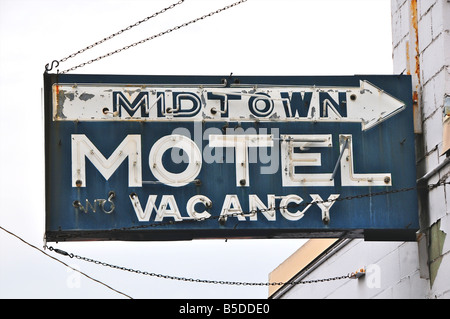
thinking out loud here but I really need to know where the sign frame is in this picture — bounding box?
[44,73,419,242]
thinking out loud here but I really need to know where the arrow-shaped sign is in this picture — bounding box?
[53,80,405,131]
[344,80,406,130]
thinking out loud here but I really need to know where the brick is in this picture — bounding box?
[392,38,408,74]
[374,286,393,298]
[421,33,446,83]
[422,73,437,118]
[446,180,450,214]
[431,0,445,37]
[418,0,437,17]
[375,249,401,288]
[401,2,412,35]
[423,104,443,147]
[433,69,448,109]
[424,148,440,181]
[408,271,430,297]
[429,183,447,224]
[392,0,408,14]
[392,276,413,298]
[447,66,450,93]
[418,10,433,52]
[431,252,450,295]
[392,4,409,46]
[443,0,450,32]
[398,243,421,277]
[444,31,450,66]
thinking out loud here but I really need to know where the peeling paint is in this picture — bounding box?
[65,92,75,101]
[56,89,67,119]
[269,112,280,119]
[79,92,95,101]
[429,219,447,287]
[124,89,140,95]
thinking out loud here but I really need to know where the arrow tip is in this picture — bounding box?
[357,80,406,131]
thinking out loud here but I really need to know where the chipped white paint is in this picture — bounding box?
[52,81,405,131]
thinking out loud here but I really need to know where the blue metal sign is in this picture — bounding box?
[44,74,418,242]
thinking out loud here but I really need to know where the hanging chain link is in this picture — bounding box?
[45,245,351,286]
[59,0,186,64]
[45,0,248,74]
[45,0,185,73]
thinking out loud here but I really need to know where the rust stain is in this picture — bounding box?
[406,40,411,75]
[54,84,60,119]
[410,0,422,133]
[410,0,420,83]
[412,91,419,103]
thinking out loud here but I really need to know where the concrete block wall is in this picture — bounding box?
[387,0,449,298]
[280,239,430,299]
[274,0,449,299]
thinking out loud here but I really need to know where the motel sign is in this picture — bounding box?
[44,74,418,242]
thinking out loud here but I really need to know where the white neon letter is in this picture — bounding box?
[209,134,273,187]
[279,195,313,221]
[310,194,340,224]
[220,194,245,221]
[149,134,202,187]
[280,134,333,187]
[129,194,183,222]
[71,134,142,187]
[339,134,392,186]
[249,194,276,221]
[186,195,212,220]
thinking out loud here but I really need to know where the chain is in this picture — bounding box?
[45,0,248,74]
[45,245,350,286]
[0,224,347,295]
[45,0,185,73]
[45,0,186,73]
[46,180,449,242]
[110,180,449,232]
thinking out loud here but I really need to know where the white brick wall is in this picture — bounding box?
[388,0,449,298]
[387,0,449,299]
[280,240,429,299]
[274,0,450,299]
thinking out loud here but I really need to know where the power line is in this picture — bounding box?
[0,226,133,299]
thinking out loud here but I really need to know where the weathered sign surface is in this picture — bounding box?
[44,74,418,242]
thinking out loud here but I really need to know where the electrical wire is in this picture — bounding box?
[0,226,133,299]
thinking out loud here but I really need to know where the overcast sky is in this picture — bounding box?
[0,0,393,299]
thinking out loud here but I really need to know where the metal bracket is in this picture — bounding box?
[349,268,366,279]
